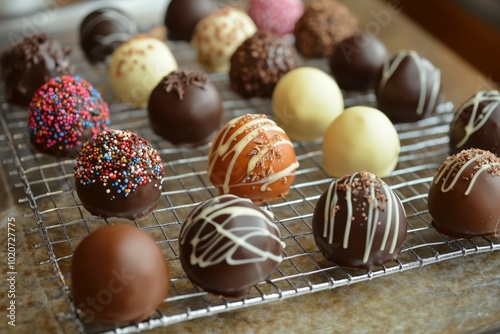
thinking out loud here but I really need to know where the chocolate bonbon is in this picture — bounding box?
[164,0,217,41]
[248,0,303,36]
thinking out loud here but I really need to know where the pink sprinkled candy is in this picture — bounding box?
[248,0,304,36]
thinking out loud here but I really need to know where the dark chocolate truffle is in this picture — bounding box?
[0,33,73,106]
[79,8,137,64]
[329,33,388,91]
[449,90,500,156]
[147,70,223,147]
[164,0,217,41]
[74,130,164,220]
[294,0,358,58]
[376,50,443,123]
[428,148,500,239]
[179,194,284,298]
[229,31,300,98]
[312,171,407,269]
[71,224,170,324]
[28,75,110,158]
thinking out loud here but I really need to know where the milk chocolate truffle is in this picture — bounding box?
[192,7,257,73]
[272,67,344,142]
[0,33,73,106]
[428,149,500,239]
[449,90,500,156]
[322,106,400,178]
[179,194,284,298]
[329,33,388,91]
[230,31,299,98]
[109,35,178,108]
[28,75,110,158]
[72,224,170,324]
[74,130,164,220]
[80,8,137,64]
[294,0,358,58]
[312,171,407,269]
[165,0,217,41]
[248,0,304,36]
[376,50,443,123]
[147,70,223,147]
[208,114,299,203]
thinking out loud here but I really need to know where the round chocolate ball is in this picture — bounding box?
[147,70,223,147]
[79,8,137,64]
[179,194,284,298]
[376,50,443,123]
[71,224,170,323]
[428,148,500,239]
[329,33,388,91]
[312,171,407,269]
[164,0,217,41]
[248,0,304,36]
[449,90,500,156]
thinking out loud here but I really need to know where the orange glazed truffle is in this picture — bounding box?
[208,114,299,203]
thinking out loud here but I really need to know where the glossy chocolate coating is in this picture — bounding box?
[71,224,170,324]
[312,171,407,269]
[79,8,137,64]
[147,70,223,147]
[375,50,443,123]
[229,31,300,98]
[179,194,284,298]
[329,33,388,91]
[74,130,164,220]
[164,0,217,41]
[428,149,500,238]
[0,33,74,106]
[449,90,500,156]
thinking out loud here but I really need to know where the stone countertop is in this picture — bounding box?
[0,0,499,333]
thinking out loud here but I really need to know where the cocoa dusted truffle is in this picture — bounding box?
[79,8,137,64]
[179,194,284,298]
[72,224,170,324]
[449,90,500,156]
[164,0,217,41]
[0,33,73,106]
[208,114,299,203]
[28,75,110,158]
[147,70,223,147]
[376,50,443,123]
[428,148,500,239]
[294,0,358,58]
[312,171,407,269]
[229,31,300,98]
[74,130,164,220]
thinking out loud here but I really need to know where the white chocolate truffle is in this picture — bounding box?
[322,106,400,178]
[272,67,344,142]
[109,35,178,108]
[192,7,257,73]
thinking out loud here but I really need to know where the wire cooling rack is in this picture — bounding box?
[1,35,500,334]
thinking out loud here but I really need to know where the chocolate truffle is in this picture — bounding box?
[0,33,73,106]
[192,7,257,73]
[74,129,164,220]
[79,8,137,64]
[208,114,299,203]
[72,224,170,323]
[28,75,110,158]
[449,90,500,156]
[147,70,223,147]
[272,67,344,142]
[165,0,217,41]
[109,35,178,108]
[428,148,500,239]
[329,33,388,91]
[322,106,400,178]
[229,31,300,98]
[179,194,284,298]
[248,0,304,36]
[294,0,358,58]
[376,50,443,123]
[312,171,407,269]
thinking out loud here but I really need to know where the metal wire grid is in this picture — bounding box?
[1,38,499,334]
